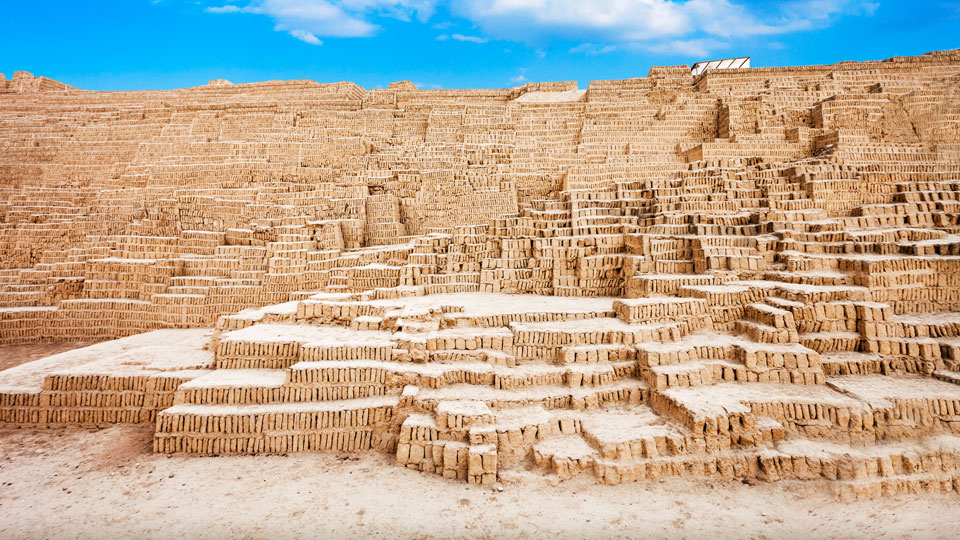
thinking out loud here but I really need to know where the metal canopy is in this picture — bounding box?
[690,57,751,77]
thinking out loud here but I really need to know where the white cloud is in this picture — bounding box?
[289,29,323,44]
[450,0,877,54]
[248,0,378,37]
[510,68,527,83]
[206,5,242,13]
[340,0,437,22]
[199,0,877,53]
[451,0,691,42]
[204,0,436,39]
[451,33,487,43]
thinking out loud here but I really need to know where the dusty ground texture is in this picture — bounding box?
[1,425,957,540]
[0,342,97,370]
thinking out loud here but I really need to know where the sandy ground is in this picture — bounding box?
[0,342,96,370]
[1,425,957,540]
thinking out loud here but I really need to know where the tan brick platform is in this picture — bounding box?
[3,50,960,497]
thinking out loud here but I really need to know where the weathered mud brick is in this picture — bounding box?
[4,51,960,497]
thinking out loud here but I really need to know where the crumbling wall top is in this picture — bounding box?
[388,81,417,91]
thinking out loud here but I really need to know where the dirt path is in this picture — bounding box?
[0,424,955,540]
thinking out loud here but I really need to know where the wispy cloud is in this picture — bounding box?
[198,0,877,55]
[569,43,616,55]
[437,31,489,43]
[450,0,878,55]
[203,0,435,39]
[205,5,242,13]
[288,28,323,44]
[451,33,487,43]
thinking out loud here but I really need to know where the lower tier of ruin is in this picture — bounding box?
[4,288,960,500]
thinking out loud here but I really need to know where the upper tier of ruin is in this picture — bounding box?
[1,50,959,343]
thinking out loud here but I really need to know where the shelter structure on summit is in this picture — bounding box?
[691,57,751,77]
[2,50,960,499]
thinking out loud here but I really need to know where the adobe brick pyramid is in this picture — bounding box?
[2,50,960,498]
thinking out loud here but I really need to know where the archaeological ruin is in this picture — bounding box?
[2,49,960,499]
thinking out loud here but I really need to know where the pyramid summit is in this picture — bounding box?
[2,49,960,496]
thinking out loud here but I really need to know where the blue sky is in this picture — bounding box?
[1,1,958,91]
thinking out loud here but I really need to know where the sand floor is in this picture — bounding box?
[1,424,957,539]
[0,342,97,371]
